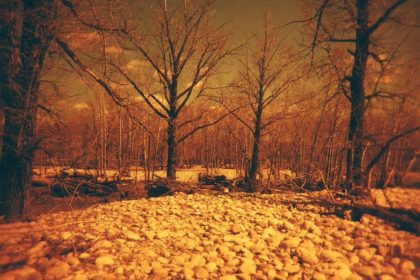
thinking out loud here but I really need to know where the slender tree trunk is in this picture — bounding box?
[346,0,369,187]
[248,98,263,184]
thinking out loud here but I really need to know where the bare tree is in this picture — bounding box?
[229,16,301,188]
[58,0,237,180]
[301,0,416,186]
[0,0,56,220]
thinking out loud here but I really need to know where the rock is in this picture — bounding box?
[283,237,300,249]
[172,255,186,266]
[332,262,352,280]
[206,261,218,272]
[194,266,209,279]
[125,230,140,241]
[156,230,170,239]
[79,253,90,259]
[380,274,394,280]
[231,224,242,234]
[353,265,375,279]
[45,261,70,279]
[145,230,155,240]
[251,239,266,253]
[27,241,48,257]
[190,254,206,267]
[144,249,158,258]
[282,221,296,231]
[61,231,72,240]
[115,266,124,274]
[2,266,42,280]
[321,249,343,261]
[297,246,319,264]
[239,258,257,274]
[303,221,321,235]
[220,275,237,280]
[313,272,327,280]
[96,240,112,248]
[183,266,195,279]
[342,243,354,252]
[151,266,168,277]
[283,263,300,274]
[95,255,115,266]
[400,260,415,273]
[358,248,375,262]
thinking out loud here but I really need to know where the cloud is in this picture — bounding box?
[105,46,123,54]
[73,102,90,110]
[126,59,148,70]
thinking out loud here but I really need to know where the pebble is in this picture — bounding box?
[239,258,257,274]
[95,255,115,266]
[297,246,319,264]
[125,230,140,241]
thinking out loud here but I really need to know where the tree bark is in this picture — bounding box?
[346,0,369,187]
[0,0,54,220]
[166,117,177,180]
[248,104,263,183]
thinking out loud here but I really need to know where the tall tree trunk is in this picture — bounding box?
[346,0,369,187]
[166,117,177,180]
[0,0,53,220]
[248,97,263,184]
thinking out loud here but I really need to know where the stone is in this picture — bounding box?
[303,221,321,235]
[400,260,415,273]
[297,246,319,264]
[96,240,112,249]
[206,261,218,272]
[156,230,170,239]
[45,261,70,279]
[220,275,237,280]
[231,224,242,234]
[353,265,375,279]
[145,231,155,240]
[95,255,115,266]
[283,263,300,274]
[251,239,266,253]
[239,258,257,274]
[61,231,72,240]
[144,249,158,258]
[332,262,352,280]
[190,254,206,267]
[172,255,186,266]
[358,248,374,262]
[125,230,140,241]
[313,272,327,280]
[194,266,209,279]
[321,249,343,261]
[151,266,168,277]
[183,267,195,279]
[283,237,300,249]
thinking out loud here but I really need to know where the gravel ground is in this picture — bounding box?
[0,192,418,280]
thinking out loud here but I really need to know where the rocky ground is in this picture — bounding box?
[0,191,419,280]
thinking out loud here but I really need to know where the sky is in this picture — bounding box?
[134,0,302,40]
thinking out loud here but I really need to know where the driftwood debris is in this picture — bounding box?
[48,171,131,198]
[146,179,173,198]
[198,173,231,189]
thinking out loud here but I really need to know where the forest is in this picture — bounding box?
[0,0,419,279]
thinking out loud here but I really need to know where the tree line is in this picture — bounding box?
[1,0,419,220]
